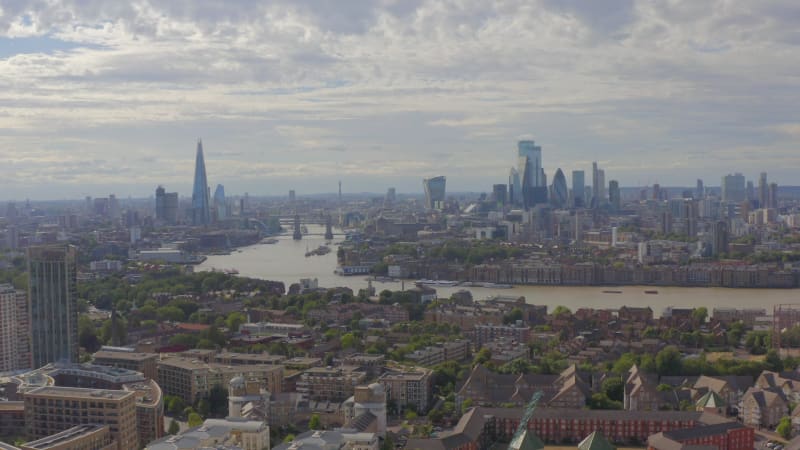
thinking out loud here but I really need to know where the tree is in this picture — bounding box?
[188,412,203,428]
[503,308,524,324]
[208,385,229,417]
[692,307,708,324]
[168,420,180,435]
[168,396,186,415]
[340,333,356,349]
[777,416,792,439]
[197,399,211,417]
[602,377,625,402]
[309,413,322,430]
[225,312,247,332]
[283,434,296,443]
[766,349,785,372]
[655,346,683,376]
[473,348,492,366]
[552,305,571,318]
[78,316,101,352]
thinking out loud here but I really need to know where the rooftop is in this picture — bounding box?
[20,425,108,449]
[25,386,135,400]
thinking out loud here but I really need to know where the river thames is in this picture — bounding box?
[198,226,800,317]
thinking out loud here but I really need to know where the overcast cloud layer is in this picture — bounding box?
[1,0,799,199]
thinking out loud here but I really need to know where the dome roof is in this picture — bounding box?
[230,375,245,388]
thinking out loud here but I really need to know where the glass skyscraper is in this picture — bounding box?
[28,244,78,367]
[423,176,446,210]
[572,170,585,207]
[192,140,211,226]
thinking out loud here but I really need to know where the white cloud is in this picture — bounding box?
[0,0,798,198]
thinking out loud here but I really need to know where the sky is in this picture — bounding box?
[1,0,799,200]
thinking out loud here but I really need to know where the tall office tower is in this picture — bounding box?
[0,284,29,371]
[155,186,179,225]
[289,190,296,203]
[660,211,673,235]
[423,176,446,210]
[155,185,166,221]
[684,200,698,238]
[492,184,508,206]
[108,194,120,220]
[768,182,779,209]
[518,140,547,206]
[214,184,227,221]
[721,173,746,203]
[652,184,661,201]
[696,179,704,200]
[385,187,396,206]
[596,169,606,206]
[6,225,18,250]
[609,180,621,211]
[591,162,599,205]
[758,172,768,207]
[550,169,568,209]
[572,170,585,207]
[508,167,520,206]
[28,245,78,367]
[711,221,729,257]
[192,140,211,226]
[746,180,755,203]
[84,196,92,213]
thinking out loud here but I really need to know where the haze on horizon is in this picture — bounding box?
[1,0,799,200]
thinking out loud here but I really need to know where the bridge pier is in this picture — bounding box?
[293,214,302,240]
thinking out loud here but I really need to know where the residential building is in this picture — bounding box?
[740,387,788,429]
[405,406,733,449]
[647,422,753,450]
[0,284,30,372]
[92,350,159,380]
[273,430,378,450]
[146,418,269,450]
[157,357,284,404]
[379,368,432,414]
[474,323,530,348]
[28,245,78,367]
[23,386,138,450]
[20,424,115,450]
[296,366,367,402]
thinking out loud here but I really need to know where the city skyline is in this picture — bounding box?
[0,1,799,198]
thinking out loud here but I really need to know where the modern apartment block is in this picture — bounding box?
[379,368,433,414]
[92,350,159,380]
[157,357,284,404]
[296,366,367,402]
[23,386,138,450]
[0,284,30,372]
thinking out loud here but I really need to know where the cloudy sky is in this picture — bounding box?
[1,0,799,199]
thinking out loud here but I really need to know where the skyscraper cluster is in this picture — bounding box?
[504,139,612,212]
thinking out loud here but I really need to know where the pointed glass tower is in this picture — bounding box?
[192,139,211,226]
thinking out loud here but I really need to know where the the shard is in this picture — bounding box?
[192,139,211,226]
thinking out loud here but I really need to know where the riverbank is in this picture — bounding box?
[197,228,800,318]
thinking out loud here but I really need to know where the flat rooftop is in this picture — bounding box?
[21,425,108,449]
[93,350,158,361]
[26,386,134,400]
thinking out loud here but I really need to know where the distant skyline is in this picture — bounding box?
[1,1,800,199]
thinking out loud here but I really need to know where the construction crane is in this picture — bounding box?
[508,391,543,450]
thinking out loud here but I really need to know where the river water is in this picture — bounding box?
[198,226,800,317]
